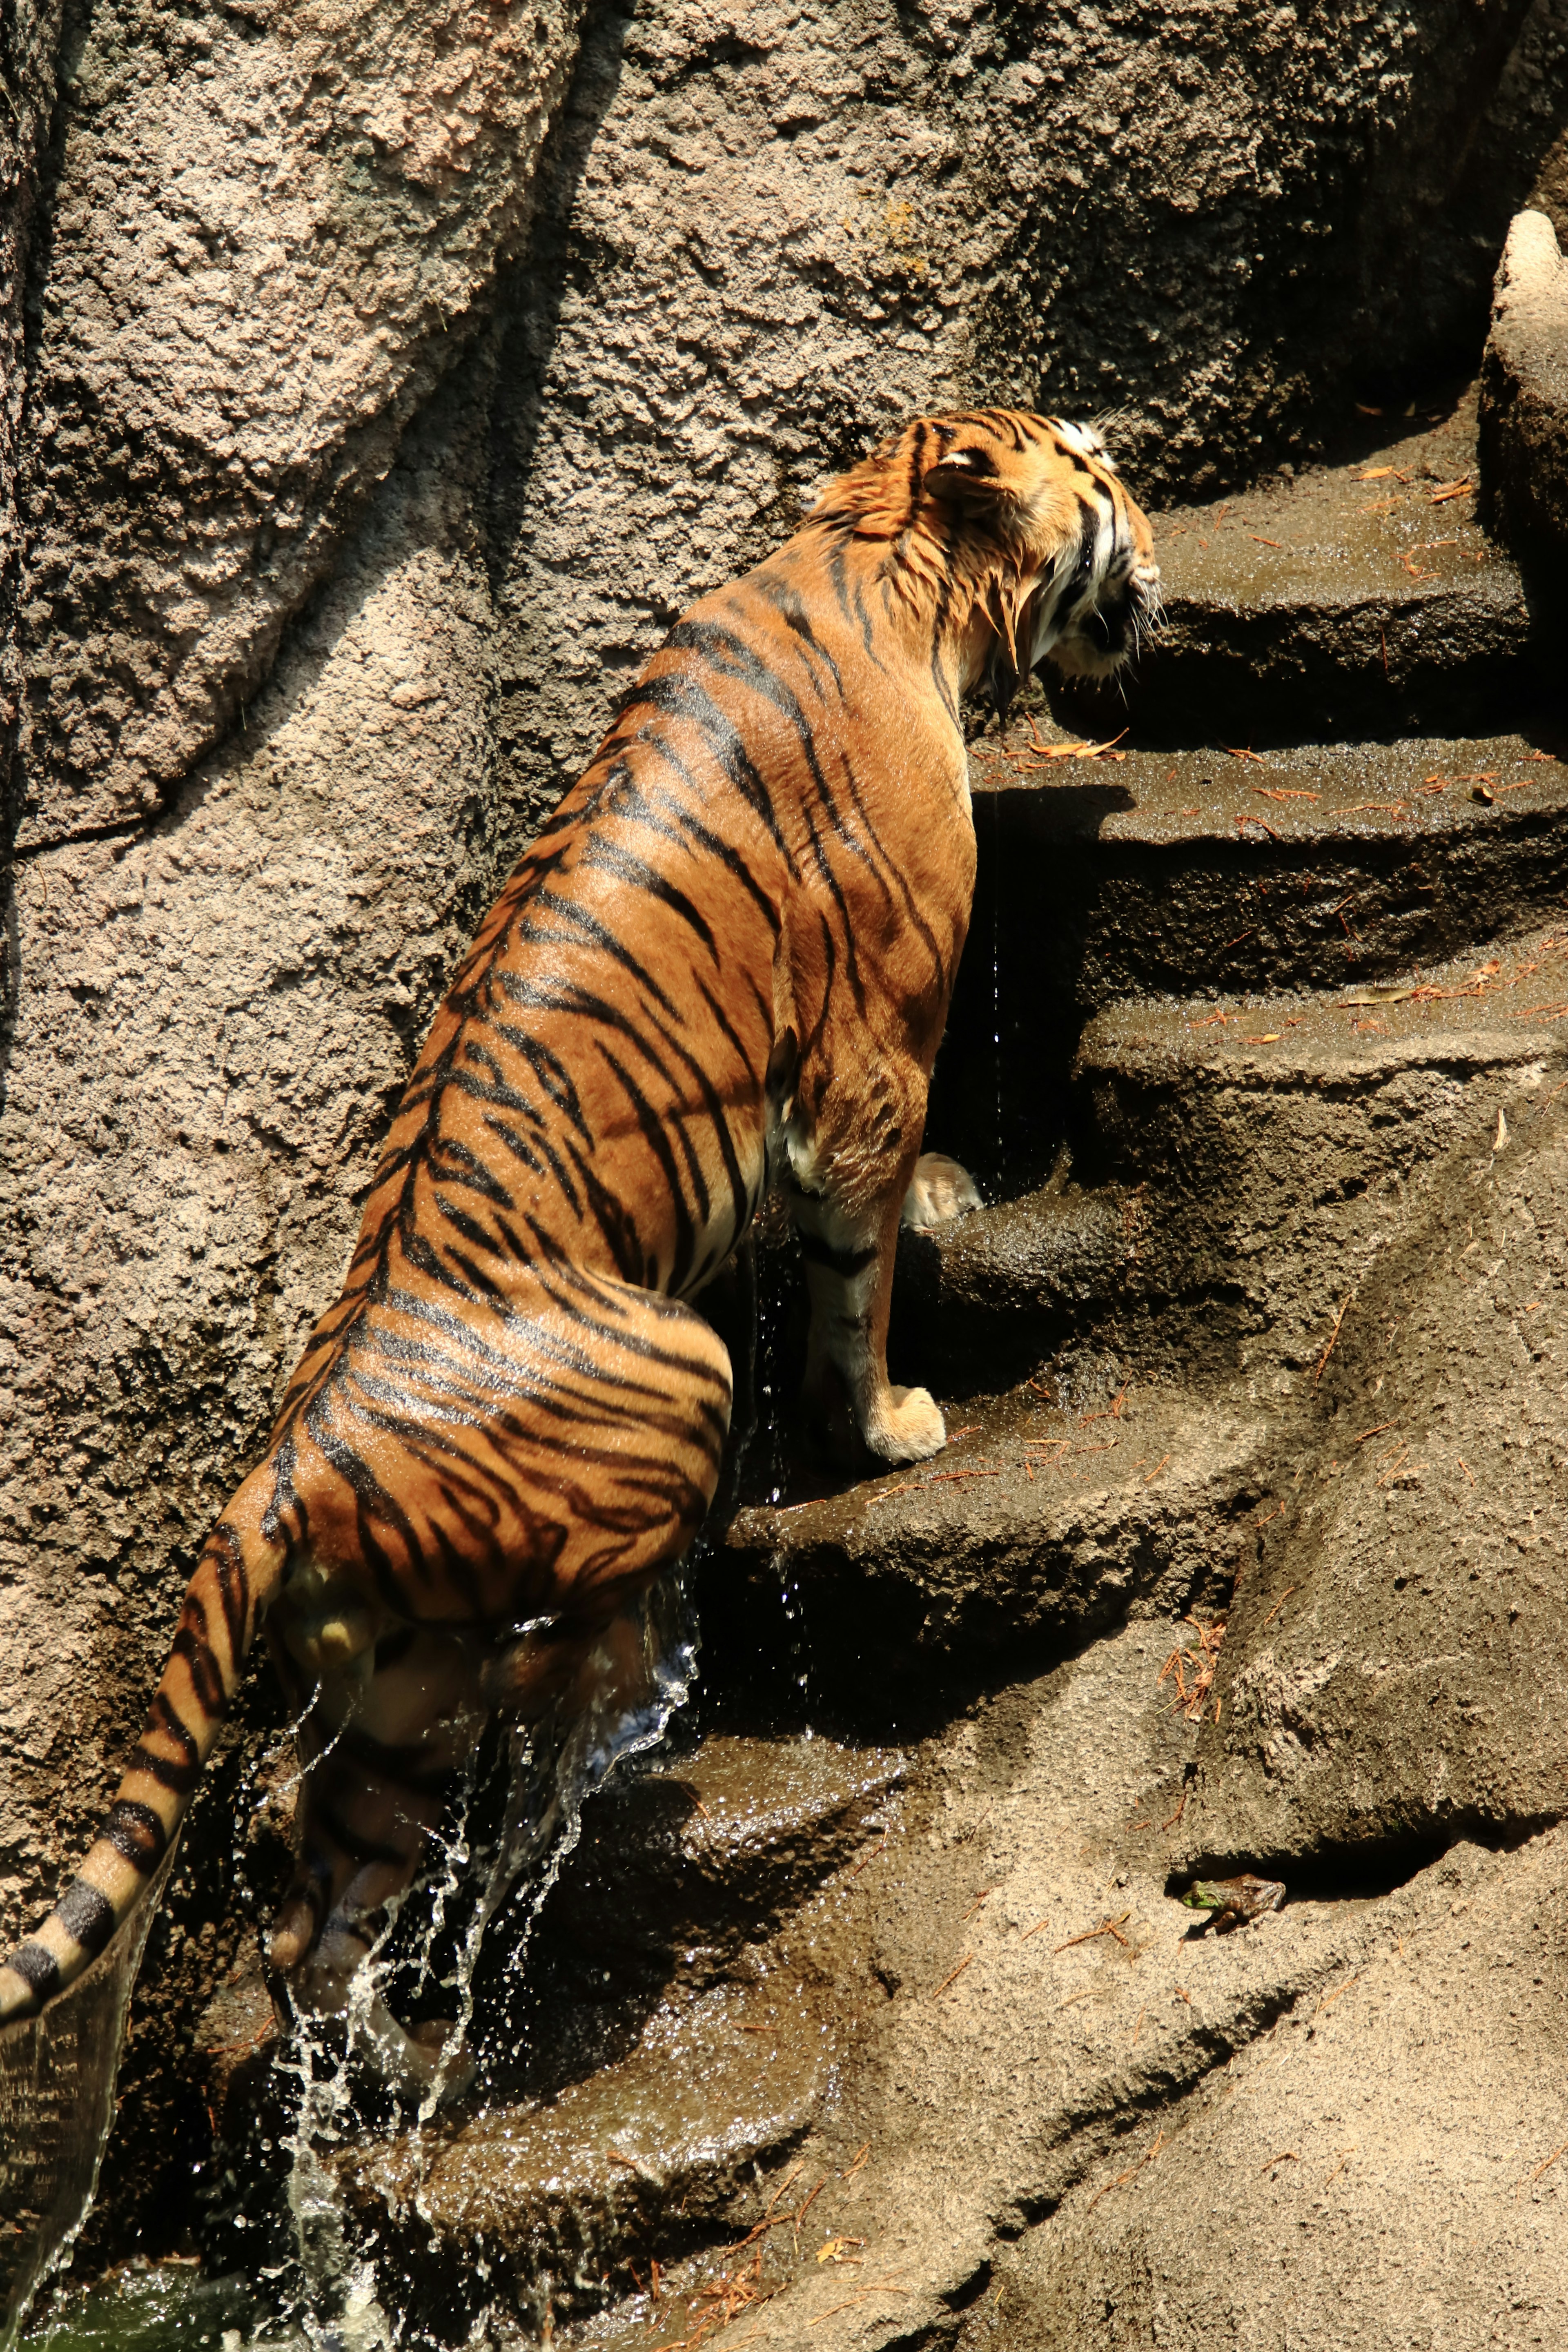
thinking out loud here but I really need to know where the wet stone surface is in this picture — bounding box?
[721,1386,1268,1673]
[1111,389,1537,746]
[195,1736,901,2327]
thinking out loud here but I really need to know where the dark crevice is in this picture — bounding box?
[1166,1813,1558,1908]
[7,814,146,862]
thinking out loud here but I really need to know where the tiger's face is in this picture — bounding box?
[918,408,1160,696]
[1022,416,1160,682]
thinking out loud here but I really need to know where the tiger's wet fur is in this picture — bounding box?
[1,409,1156,2076]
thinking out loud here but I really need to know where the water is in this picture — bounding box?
[21,2263,276,2352]
[1,1852,179,2352]
[13,1578,701,2352]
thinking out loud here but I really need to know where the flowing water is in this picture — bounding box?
[9,1577,702,2352]
[2,1852,184,2352]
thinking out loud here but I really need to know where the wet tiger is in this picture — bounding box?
[0,408,1156,2068]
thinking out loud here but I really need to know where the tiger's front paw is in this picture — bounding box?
[866,1383,947,1463]
[901,1152,981,1231]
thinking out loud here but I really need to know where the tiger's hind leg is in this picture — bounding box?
[260,1272,732,2073]
[265,1624,483,2028]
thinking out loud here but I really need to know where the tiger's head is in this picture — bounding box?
[924,410,1160,711]
[812,408,1160,718]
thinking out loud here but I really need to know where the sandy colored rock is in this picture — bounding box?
[1179,1082,1568,1872]
[14,0,585,846]
[567,1633,1568,2352]
[0,0,62,837]
[1480,208,1568,570]
[485,0,1548,832]
[988,1831,1568,2352]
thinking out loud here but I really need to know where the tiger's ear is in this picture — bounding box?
[924,447,1012,505]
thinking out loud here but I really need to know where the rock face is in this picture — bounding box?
[1181,1080,1568,1871]
[990,1827,1568,2352]
[1479,207,1568,570]
[13,0,586,846]
[4,0,1568,2334]
[0,0,64,824]
[484,0,1555,832]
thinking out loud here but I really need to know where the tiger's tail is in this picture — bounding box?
[0,1468,285,2025]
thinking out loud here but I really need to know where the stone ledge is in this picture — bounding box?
[1479,208,1568,572]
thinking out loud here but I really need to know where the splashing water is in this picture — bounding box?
[268,1568,699,2348]
[1,1853,180,2352]
[13,1573,701,2352]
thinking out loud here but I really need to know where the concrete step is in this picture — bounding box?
[205,1737,897,2323]
[907,922,1568,1395]
[1058,390,1538,746]
[715,1383,1268,1691]
[939,731,1568,1184]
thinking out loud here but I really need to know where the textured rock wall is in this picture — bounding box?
[0,0,65,828]
[14,0,586,847]
[2,0,1566,2261]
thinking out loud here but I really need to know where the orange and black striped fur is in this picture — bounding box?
[0,410,1156,2069]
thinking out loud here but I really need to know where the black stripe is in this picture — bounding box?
[577,833,720,960]
[1067,494,1102,604]
[215,1551,248,1673]
[646,774,784,932]
[925,500,965,721]
[57,1879,117,1958]
[136,1691,201,1791]
[664,618,862,860]
[592,1043,699,1290]
[796,1231,878,1281]
[753,575,844,694]
[172,1618,227,1717]
[660,619,869,1010]
[616,672,789,856]
[129,1740,199,1796]
[434,1193,508,1258]
[8,1942,60,1999]
[102,1798,168,1873]
[516,885,684,1022]
[430,1132,517,1209]
[905,419,927,530]
[1045,420,1099,477]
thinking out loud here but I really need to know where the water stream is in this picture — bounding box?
[11,1577,701,2352]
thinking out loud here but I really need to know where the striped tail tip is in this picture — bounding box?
[0,1951,51,2023]
[0,1879,122,2024]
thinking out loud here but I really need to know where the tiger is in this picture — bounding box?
[0,408,1156,2075]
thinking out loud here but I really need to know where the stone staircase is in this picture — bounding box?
[182,385,1568,2350]
[711,391,1566,1698]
